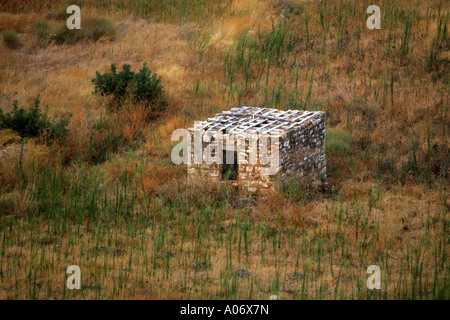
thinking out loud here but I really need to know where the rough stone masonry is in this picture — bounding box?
[186,106,326,192]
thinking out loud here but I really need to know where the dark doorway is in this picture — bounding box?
[222,150,238,180]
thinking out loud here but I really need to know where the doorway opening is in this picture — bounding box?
[221,150,238,181]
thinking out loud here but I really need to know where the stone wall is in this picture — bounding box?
[278,112,326,184]
[186,113,326,192]
[186,128,221,182]
[235,134,280,192]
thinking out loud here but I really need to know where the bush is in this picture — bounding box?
[52,17,115,44]
[34,20,51,40]
[2,30,21,49]
[52,26,75,44]
[82,17,116,41]
[92,63,167,115]
[326,128,352,153]
[0,96,70,142]
[52,26,74,44]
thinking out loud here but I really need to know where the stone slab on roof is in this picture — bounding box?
[190,106,324,134]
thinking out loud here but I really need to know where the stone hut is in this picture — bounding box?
[186,106,326,192]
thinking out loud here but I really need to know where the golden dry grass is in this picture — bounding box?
[0,0,448,300]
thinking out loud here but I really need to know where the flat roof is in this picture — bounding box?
[190,106,323,134]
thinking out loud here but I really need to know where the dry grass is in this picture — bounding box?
[0,12,37,33]
[0,0,449,300]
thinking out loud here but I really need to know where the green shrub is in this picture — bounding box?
[92,63,134,105]
[92,63,167,114]
[2,30,21,49]
[0,96,70,142]
[34,20,51,40]
[52,26,76,44]
[326,128,353,153]
[52,17,116,44]
[82,17,116,41]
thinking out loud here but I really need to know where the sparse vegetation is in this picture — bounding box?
[0,0,448,300]
[0,97,70,142]
[427,12,449,72]
[34,20,51,40]
[275,0,305,19]
[326,128,352,153]
[276,174,308,203]
[81,17,116,41]
[52,16,116,44]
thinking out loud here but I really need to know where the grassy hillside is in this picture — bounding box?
[0,0,448,299]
